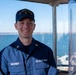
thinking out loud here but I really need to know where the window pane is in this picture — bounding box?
[57,4,69,71]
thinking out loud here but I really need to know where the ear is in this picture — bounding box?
[14,23,18,30]
[33,24,36,30]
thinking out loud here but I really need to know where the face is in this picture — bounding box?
[15,18,36,39]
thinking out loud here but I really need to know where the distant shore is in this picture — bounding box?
[0,32,52,35]
[0,32,18,35]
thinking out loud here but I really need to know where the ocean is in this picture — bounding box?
[0,33,69,57]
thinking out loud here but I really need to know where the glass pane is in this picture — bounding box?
[57,4,69,71]
[69,0,76,75]
[0,1,53,50]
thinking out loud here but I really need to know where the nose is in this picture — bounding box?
[23,23,29,28]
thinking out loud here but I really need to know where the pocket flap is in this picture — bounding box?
[36,62,49,69]
[8,61,24,72]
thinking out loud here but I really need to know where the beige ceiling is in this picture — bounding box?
[20,0,69,5]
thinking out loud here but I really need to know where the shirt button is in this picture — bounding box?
[16,45,19,48]
[35,44,38,46]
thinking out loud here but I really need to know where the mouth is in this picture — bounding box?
[22,29,30,34]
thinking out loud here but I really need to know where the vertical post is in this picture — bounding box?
[52,5,57,64]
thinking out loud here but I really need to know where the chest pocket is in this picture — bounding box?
[36,61,49,75]
[8,61,25,75]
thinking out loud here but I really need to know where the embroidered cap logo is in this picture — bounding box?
[19,10,32,15]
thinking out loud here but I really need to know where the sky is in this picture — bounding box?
[0,0,68,34]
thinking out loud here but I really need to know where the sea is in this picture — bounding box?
[0,33,69,57]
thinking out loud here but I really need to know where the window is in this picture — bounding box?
[0,1,69,72]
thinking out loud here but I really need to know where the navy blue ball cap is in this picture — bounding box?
[16,9,35,22]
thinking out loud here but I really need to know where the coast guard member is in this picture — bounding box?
[0,8,57,75]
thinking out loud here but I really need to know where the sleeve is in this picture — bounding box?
[48,49,58,75]
[0,51,2,75]
[0,49,9,75]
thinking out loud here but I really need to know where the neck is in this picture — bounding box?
[19,37,32,46]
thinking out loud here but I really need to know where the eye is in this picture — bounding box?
[19,21,25,25]
[27,22,33,25]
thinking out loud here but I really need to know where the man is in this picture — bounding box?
[0,8,57,75]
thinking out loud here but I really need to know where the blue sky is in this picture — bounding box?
[0,0,68,33]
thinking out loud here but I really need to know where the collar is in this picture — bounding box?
[13,38,39,51]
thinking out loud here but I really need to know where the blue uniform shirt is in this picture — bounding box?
[0,38,57,75]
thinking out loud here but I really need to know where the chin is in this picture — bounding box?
[23,36,31,39]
